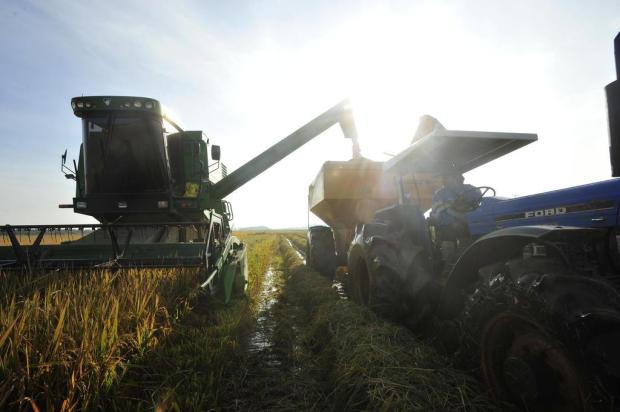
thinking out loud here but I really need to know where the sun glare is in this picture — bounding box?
[310,5,468,161]
[160,104,184,131]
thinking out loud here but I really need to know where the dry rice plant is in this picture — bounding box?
[0,266,200,411]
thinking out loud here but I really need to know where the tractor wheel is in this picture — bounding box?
[307,226,336,277]
[460,278,588,412]
[347,224,440,329]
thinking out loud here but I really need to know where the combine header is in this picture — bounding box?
[1,96,357,302]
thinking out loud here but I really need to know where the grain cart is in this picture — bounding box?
[0,97,357,303]
[308,33,620,410]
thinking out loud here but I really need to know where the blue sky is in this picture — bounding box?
[0,0,619,228]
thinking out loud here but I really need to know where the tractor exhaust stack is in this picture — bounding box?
[607,32,620,176]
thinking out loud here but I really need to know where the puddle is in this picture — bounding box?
[245,238,306,367]
[285,237,348,300]
[246,266,281,366]
[332,280,347,300]
[285,238,306,264]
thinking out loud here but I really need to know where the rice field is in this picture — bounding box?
[0,230,502,411]
[0,230,85,246]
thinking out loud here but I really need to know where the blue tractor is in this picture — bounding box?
[345,33,620,410]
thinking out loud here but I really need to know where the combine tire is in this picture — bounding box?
[347,223,439,329]
[232,261,248,298]
[307,226,336,277]
[233,241,248,298]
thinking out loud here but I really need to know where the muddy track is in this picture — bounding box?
[285,236,347,300]
[232,236,326,411]
[225,234,499,411]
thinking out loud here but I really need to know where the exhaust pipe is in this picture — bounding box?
[607,32,620,176]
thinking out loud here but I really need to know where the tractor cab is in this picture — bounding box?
[383,119,537,245]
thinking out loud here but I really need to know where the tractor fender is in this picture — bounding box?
[439,225,608,319]
[524,273,620,325]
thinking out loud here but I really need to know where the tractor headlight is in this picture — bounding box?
[145,101,154,109]
[133,100,143,108]
[85,102,92,109]
[157,200,169,208]
[118,201,128,209]
[123,102,131,108]
[76,101,84,108]
[71,101,76,110]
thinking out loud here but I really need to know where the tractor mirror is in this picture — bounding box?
[212,145,221,161]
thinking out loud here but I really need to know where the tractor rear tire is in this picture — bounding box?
[347,223,440,329]
[459,276,590,411]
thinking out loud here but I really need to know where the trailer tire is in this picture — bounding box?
[307,226,336,277]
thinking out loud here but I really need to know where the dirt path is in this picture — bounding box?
[231,237,326,411]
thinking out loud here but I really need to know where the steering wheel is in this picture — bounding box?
[451,186,496,212]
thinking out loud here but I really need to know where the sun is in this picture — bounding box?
[309,4,467,162]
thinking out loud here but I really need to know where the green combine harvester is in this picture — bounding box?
[0,96,357,302]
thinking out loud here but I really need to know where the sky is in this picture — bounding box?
[0,0,619,228]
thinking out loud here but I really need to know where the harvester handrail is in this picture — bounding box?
[205,210,215,261]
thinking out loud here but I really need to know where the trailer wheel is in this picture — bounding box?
[346,244,370,305]
[307,226,336,277]
[347,225,439,329]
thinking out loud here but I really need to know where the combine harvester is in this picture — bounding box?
[308,33,620,409]
[0,96,358,303]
